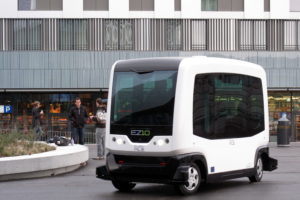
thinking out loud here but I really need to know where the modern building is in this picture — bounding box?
[1,0,300,141]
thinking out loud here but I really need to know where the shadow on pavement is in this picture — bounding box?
[96,179,256,199]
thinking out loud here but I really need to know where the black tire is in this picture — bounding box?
[249,156,263,182]
[111,180,136,192]
[175,164,201,195]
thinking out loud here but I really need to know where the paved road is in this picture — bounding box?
[1,143,300,200]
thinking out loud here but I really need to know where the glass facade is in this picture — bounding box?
[1,18,300,51]
[268,91,300,142]
[2,90,300,141]
[0,92,108,134]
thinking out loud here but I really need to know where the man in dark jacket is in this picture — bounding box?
[69,97,88,145]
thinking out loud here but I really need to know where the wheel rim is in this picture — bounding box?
[184,166,199,191]
[256,158,263,179]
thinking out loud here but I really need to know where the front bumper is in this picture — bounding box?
[96,153,191,184]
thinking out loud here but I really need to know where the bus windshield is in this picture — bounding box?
[111,71,177,126]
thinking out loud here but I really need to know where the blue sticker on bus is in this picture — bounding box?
[211,167,215,173]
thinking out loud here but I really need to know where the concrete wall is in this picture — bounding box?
[0,51,300,90]
[1,0,300,19]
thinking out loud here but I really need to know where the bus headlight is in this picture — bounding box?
[157,139,165,146]
[112,137,126,145]
[154,139,170,146]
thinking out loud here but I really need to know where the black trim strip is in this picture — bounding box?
[207,168,256,183]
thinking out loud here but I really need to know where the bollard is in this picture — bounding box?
[277,113,291,147]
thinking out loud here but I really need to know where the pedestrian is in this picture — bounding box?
[68,97,88,145]
[90,98,106,160]
[32,101,44,141]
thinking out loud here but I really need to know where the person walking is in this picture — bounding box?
[90,98,106,160]
[32,101,44,141]
[69,97,88,145]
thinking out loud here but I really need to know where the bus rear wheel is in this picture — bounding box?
[249,156,263,182]
[112,180,136,192]
[175,164,201,195]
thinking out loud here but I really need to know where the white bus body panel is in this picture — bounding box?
[172,57,269,174]
[106,56,269,175]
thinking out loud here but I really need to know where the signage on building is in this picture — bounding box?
[0,105,12,114]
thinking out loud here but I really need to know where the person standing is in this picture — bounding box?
[32,101,44,141]
[69,97,88,145]
[90,98,106,160]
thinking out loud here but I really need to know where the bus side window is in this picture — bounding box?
[193,73,265,139]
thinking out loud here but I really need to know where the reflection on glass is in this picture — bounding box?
[0,92,107,134]
[292,93,300,140]
[268,92,292,135]
[201,0,217,11]
[111,71,177,126]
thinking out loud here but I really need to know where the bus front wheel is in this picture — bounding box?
[175,163,201,195]
[249,156,263,182]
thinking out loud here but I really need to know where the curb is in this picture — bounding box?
[0,144,89,181]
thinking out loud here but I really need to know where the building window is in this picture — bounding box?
[119,20,134,50]
[290,0,300,12]
[268,92,292,137]
[201,0,217,11]
[104,20,134,50]
[175,0,181,11]
[193,73,264,139]
[0,20,3,51]
[269,91,300,142]
[202,0,244,11]
[83,0,109,11]
[58,20,88,50]
[191,20,207,50]
[166,20,182,50]
[239,20,266,50]
[18,0,63,11]
[129,0,154,11]
[283,21,299,50]
[264,0,270,12]
[104,20,118,50]
[13,19,42,50]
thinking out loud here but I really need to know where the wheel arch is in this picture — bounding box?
[255,146,277,171]
[181,154,208,183]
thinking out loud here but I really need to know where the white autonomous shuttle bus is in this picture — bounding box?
[96,57,277,195]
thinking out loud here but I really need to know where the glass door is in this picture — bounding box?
[292,92,300,141]
[268,92,292,141]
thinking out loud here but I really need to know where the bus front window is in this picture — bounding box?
[111,71,177,127]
